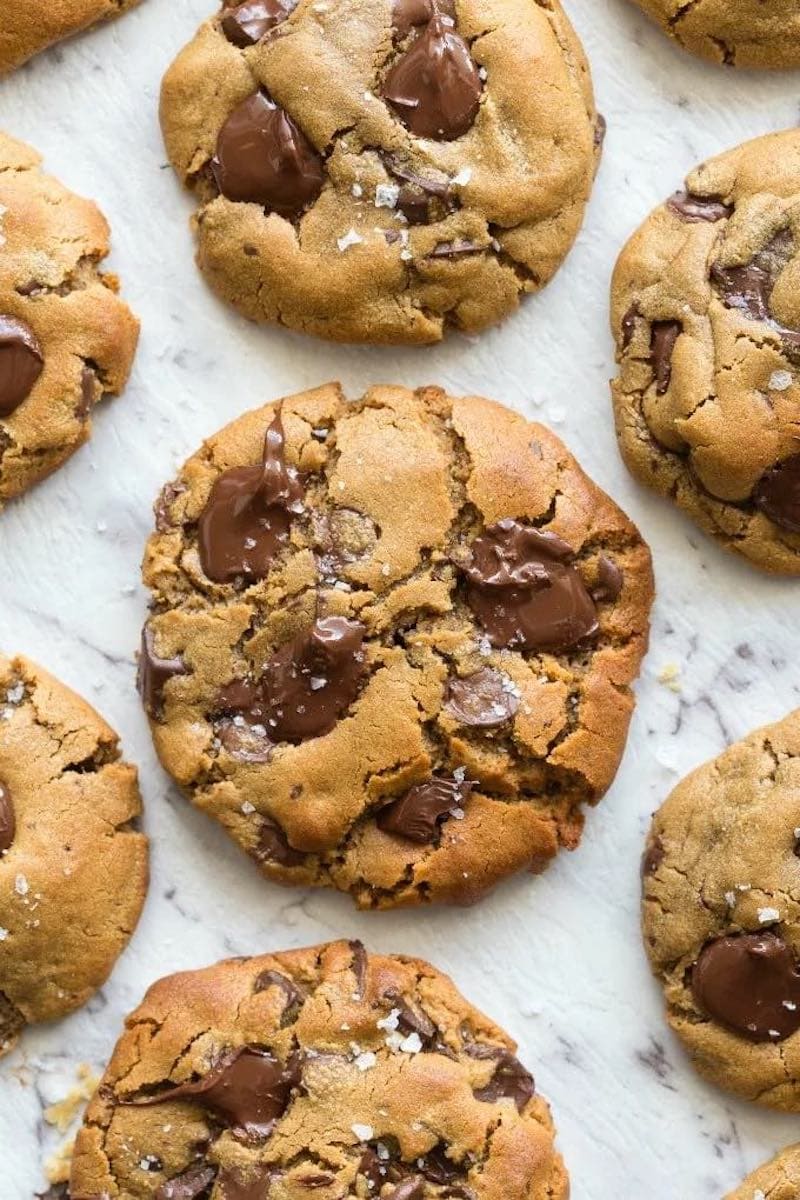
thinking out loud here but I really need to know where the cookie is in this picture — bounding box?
[0,654,148,1056]
[70,938,569,1199]
[630,0,800,69]
[159,0,602,345]
[611,129,800,574]
[0,132,139,507]
[724,1145,800,1200]
[139,382,653,910]
[0,0,142,74]
[642,709,800,1110]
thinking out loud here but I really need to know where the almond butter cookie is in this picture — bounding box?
[0,0,142,74]
[0,654,148,1057]
[159,0,602,344]
[631,0,800,69]
[138,383,653,910]
[643,709,800,1110]
[0,132,139,508]
[724,1144,800,1199]
[612,130,800,574]
[70,939,569,1199]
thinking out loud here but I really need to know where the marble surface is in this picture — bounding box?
[2,0,800,1194]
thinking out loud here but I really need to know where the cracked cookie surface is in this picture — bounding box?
[139,382,653,910]
[0,654,148,1058]
[159,0,602,345]
[0,132,139,507]
[631,0,800,68]
[643,709,800,1110]
[724,1144,800,1199]
[611,130,800,574]
[70,939,569,1199]
[0,0,142,74]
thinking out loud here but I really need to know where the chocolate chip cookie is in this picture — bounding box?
[612,130,800,574]
[159,0,602,344]
[139,383,653,909]
[0,0,142,74]
[724,1145,800,1200]
[0,654,148,1057]
[70,939,569,1199]
[643,709,800,1110]
[630,0,800,69]
[0,132,139,508]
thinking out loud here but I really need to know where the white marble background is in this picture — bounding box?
[1,0,799,1194]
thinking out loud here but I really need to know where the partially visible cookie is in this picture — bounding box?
[643,709,800,1110]
[70,939,569,1199]
[159,0,602,344]
[612,130,800,574]
[0,0,142,74]
[630,0,800,69]
[0,654,148,1056]
[0,132,139,507]
[724,1145,800,1199]
[139,383,653,909]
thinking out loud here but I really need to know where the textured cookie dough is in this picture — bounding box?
[643,709,800,1110]
[0,0,142,75]
[159,0,602,345]
[139,382,653,910]
[70,939,569,1199]
[0,132,139,507]
[630,0,800,69]
[612,130,800,574]
[0,654,148,1057]
[724,1144,800,1200]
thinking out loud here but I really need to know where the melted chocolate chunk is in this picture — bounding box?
[711,230,800,360]
[594,113,607,151]
[383,14,481,141]
[155,479,187,531]
[650,320,681,395]
[78,364,96,420]
[592,555,624,602]
[418,1146,462,1185]
[198,409,304,583]
[358,1148,386,1191]
[460,519,598,652]
[350,939,368,998]
[444,668,519,728]
[0,782,14,855]
[219,618,366,743]
[667,191,732,223]
[389,1180,425,1200]
[393,0,455,37]
[211,92,324,217]
[378,776,473,843]
[753,453,800,533]
[692,932,800,1042]
[137,626,189,718]
[130,1046,301,1138]
[220,0,297,46]
[641,835,665,876]
[156,1165,217,1200]
[428,239,483,258]
[468,1045,534,1110]
[383,989,437,1043]
[254,815,305,867]
[254,968,305,1014]
[217,1165,277,1200]
[0,315,44,417]
[621,305,638,350]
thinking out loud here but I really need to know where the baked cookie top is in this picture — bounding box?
[70,939,569,1200]
[631,0,800,69]
[139,383,653,910]
[724,1144,800,1199]
[0,0,142,74]
[0,132,139,508]
[0,654,148,1057]
[159,0,602,345]
[611,129,800,574]
[643,709,800,1110]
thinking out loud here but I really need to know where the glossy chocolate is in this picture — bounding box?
[220,0,297,46]
[468,1044,534,1110]
[198,410,304,583]
[444,667,519,728]
[254,815,305,867]
[212,92,324,217]
[383,14,481,140]
[461,519,598,652]
[216,1165,277,1200]
[137,626,188,718]
[393,0,455,37]
[378,776,473,843]
[593,555,623,602]
[753,453,800,533]
[0,315,44,417]
[0,782,14,855]
[649,320,681,395]
[692,932,800,1042]
[667,191,732,223]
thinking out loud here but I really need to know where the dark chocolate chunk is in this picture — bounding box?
[0,782,15,855]
[220,0,297,46]
[254,815,305,867]
[383,15,481,141]
[444,668,519,728]
[137,626,188,718]
[641,835,665,877]
[0,315,43,417]
[592,555,623,602]
[468,1044,534,1110]
[378,776,473,843]
[156,1165,217,1200]
[667,191,732,223]
[692,932,800,1043]
[650,320,681,395]
[753,453,800,534]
